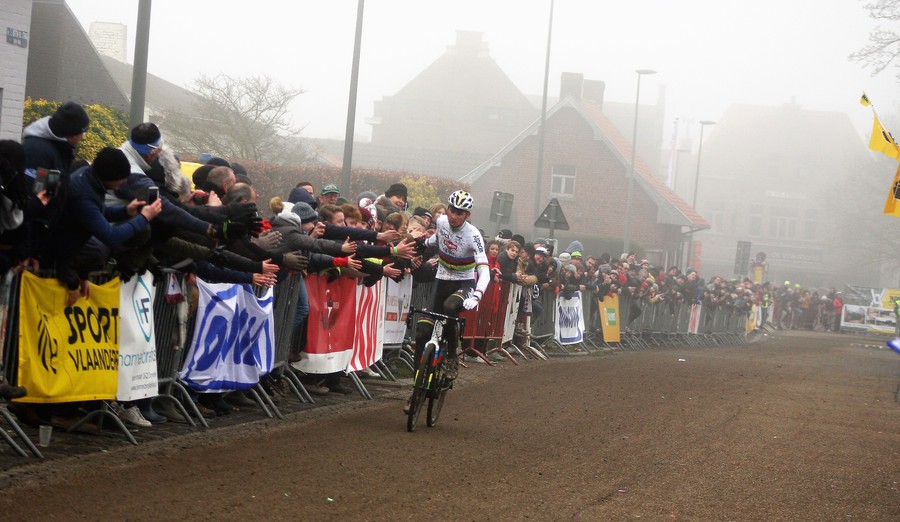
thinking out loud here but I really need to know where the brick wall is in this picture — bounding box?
[0,0,32,140]
[471,106,676,253]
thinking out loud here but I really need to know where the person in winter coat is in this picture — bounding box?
[22,101,90,181]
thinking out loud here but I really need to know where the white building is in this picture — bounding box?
[0,0,33,140]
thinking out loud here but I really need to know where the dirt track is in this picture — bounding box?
[1,331,899,520]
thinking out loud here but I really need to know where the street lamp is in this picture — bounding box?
[686,120,716,270]
[622,68,656,255]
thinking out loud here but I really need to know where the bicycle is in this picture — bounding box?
[406,307,465,432]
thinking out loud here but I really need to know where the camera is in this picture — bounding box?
[190,190,209,205]
[33,169,60,196]
[146,186,159,204]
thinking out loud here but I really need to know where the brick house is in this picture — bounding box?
[460,74,708,264]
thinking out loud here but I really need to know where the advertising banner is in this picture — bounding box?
[16,272,120,403]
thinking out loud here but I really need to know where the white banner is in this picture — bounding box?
[502,284,522,344]
[117,274,159,401]
[179,280,275,392]
[383,276,413,345]
[554,290,585,345]
[688,303,702,334]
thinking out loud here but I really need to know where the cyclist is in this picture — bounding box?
[404,190,489,413]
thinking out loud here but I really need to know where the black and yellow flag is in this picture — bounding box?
[869,113,900,160]
[884,163,900,217]
[861,92,872,107]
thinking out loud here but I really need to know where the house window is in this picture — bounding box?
[768,207,798,239]
[748,205,764,236]
[803,208,818,241]
[551,165,576,197]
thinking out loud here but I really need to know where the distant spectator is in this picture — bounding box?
[22,101,90,179]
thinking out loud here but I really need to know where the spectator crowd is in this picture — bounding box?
[0,101,849,430]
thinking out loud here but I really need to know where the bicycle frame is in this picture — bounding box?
[406,308,465,432]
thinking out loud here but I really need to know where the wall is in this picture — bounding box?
[0,0,32,140]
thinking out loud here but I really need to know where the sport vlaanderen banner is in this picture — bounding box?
[179,279,274,392]
[117,273,159,401]
[16,271,120,403]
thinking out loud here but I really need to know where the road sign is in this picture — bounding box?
[534,198,569,239]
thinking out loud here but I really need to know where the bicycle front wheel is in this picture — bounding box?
[426,372,448,428]
[407,344,434,432]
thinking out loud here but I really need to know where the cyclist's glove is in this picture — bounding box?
[463,290,481,310]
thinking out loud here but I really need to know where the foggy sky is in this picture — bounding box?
[66,0,899,152]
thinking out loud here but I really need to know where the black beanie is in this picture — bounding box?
[92,147,131,182]
[192,164,215,186]
[48,102,90,137]
[385,183,407,198]
[205,156,231,168]
[130,122,162,145]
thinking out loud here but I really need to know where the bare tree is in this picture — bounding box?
[850,1,900,77]
[160,74,311,163]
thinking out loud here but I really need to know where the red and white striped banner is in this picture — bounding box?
[348,280,385,372]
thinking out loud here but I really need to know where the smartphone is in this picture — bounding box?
[33,168,48,194]
[147,186,159,204]
[45,170,60,197]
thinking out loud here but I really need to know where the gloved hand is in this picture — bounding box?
[247,215,264,237]
[251,229,282,250]
[226,202,259,222]
[463,293,480,310]
[325,268,342,283]
[212,220,249,240]
[282,252,309,271]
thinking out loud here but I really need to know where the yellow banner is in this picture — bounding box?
[16,272,121,403]
[869,114,900,160]
[884,163,900,217]
[746,305,757,334]
[880,288,900,310]
[180,161,202,189]
[598,295,621,343]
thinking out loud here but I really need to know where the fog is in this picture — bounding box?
[65,0,900,288]
[68,0,898,146]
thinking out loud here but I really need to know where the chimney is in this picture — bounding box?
[582,79,605,108]
[453,30,489,57]
[559,72,584,101]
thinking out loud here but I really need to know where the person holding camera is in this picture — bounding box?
[34,147,162,304]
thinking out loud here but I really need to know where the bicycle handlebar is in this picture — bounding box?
[408,307,466,325]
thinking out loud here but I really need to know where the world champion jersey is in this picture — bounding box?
[425,215,489,281]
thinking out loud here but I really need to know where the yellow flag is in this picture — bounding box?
[869,114,900,160]
[883,163,900,217]
[860,92,871,106]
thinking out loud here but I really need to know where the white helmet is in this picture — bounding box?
[448,190,474,211]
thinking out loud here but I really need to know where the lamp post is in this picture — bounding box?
[622,69,656,255]
[686,120,716,270]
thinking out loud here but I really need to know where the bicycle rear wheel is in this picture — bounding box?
[426,367,449,427]
[407,344,434,432]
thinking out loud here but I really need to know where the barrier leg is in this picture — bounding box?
[283,368,315,404]
[246,386,276,418]
[375,360,397,382]
[172,381,209,428]
[77,402,137,445]
[348,372,373,400]
[0,408,39,457]
[152,393,198,428]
